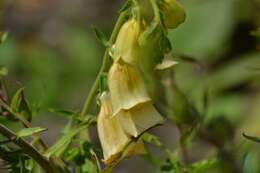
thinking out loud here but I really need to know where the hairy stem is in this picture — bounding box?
[0,124,57,173]
[80,11,128,118]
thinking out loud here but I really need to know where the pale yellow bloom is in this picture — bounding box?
[160,0,186,29]
[97,92,130,164]
[116,102,164,137]
[113,18,144,64]
[108,61,151,116]
[97,92,146,165]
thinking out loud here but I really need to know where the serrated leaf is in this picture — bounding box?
[243,133,260,143]
[142,133,163,147]
[10,88,32,122]
[92,26,109,47]
[16,127,47,138]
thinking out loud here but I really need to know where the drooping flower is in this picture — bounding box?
[108,60,151,116]
[97,92,146,165]
[113,18,165,75]
[113,18,144,64]
[116,102,164,137]
[97,92,130,164]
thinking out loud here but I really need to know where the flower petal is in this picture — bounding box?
[117,102,164,137]
[108,61,151,116]
[113,18,144,64]
[97,92,131,164]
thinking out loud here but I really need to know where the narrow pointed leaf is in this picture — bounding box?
[16,127,47,138]
[92,26,109,47]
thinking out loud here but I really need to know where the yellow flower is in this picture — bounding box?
[113,18,144,64]
[113,18,164,74]
[116,102,164,137]
[108,60,151,116]
[160,0,186,29]
[97,92,146,165]
[97,92,130,164]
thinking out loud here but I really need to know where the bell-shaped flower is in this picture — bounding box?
[159,0,186,29]
[113,18,164,74]
[113,18,144,64]
[97,92,130,164]
[116,102,164,137]
[108,60,151,116]
[97,92,146,165]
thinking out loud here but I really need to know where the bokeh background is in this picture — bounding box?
[0,0,260,172]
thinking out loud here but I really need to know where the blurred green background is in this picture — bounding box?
[0,0,260,172]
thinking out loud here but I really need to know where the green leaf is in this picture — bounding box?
[48,108,76,117]
[25,159,41,173]
[139,22,159,46]
[99,73,108,93]
[0,66,8,76]
[142,133,163,147]
[92,26,109,47]
[0,32,8,44]
[44,122,91,158]
[80,158,98,173]
[243,150,260,173]
[119,0,132,13]
[10,88,32,122]
[188,159,218,173]
[16,127,47,138]
[243,133,260,143]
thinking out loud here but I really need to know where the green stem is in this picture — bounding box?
[0,124,57,173]
[80,11,128,118]
[150,0,161,23]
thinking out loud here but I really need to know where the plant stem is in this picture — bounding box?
[0,124,57,173]
[0,99,48,150]
[150,0,161,23]
[80,11,128,118]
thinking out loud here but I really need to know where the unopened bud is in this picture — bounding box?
[160,0,186,29]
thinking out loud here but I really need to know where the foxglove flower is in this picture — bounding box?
[97,92,145,165]
[108,60,151,116]
[116,102,164,137]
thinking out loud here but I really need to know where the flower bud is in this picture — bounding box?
[108,61,151,116]
[160,0,186,29]
[97,92,130,164]
[113,18,165,74]
[113,18,144,64]
[116,102,164,137]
